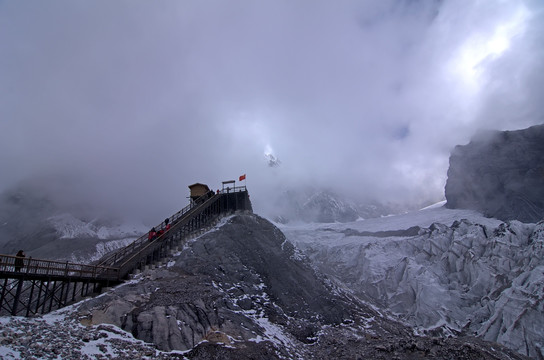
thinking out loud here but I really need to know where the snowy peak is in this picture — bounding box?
[48,213,147,240]
[301,191,359,223]
[272,189,404,224]
[0,183,147,260]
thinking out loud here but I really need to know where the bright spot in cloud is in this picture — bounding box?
[264,144,274,157]
[226,110,283,168]
[487,34,510,56]
[264,144,280,167]
[451,5,529,90]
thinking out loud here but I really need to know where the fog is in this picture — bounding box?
[1,0,543,222]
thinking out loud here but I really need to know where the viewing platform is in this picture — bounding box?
[0,183,252,316]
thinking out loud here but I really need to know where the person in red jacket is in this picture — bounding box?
[164,218,171,231]
[148,227,157,242]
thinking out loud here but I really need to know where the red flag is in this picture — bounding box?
[239,174,246,181]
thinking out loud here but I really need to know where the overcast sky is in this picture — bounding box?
[1,0,543,222]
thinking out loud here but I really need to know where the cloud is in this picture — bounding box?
[1,0,543,221]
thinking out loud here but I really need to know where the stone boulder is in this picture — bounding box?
[445,124,544,223]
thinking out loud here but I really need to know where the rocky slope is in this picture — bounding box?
[282,207,544,359]
[445,124,544,223]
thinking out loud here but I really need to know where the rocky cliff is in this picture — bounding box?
[445,124,544,223]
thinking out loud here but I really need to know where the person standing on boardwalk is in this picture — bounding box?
[14,250,25,272]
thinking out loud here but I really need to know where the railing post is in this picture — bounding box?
[25,257,32,275]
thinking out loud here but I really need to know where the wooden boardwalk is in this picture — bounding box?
[0,188,252,316]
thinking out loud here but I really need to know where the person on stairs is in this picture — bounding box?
[148,227,157,242]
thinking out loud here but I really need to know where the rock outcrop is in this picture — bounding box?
[445,124,544,223]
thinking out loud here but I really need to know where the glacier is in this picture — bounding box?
[279,205,544,358]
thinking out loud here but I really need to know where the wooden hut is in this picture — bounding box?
[188,183,211,202]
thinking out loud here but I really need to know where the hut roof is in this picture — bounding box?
[188,183,210,191]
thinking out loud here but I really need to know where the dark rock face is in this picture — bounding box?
[77,214,529,359]
[445,124,544,223]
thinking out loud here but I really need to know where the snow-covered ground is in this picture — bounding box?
[278,204,544,358]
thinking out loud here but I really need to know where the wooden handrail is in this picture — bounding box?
[0,254,119,280]
[96,190,224,268]
[117,194,224,275]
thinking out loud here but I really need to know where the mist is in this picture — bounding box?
[1,0,543,222]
